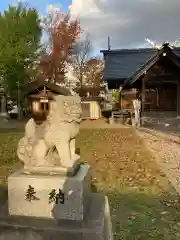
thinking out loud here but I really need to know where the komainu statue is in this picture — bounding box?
[17,95,82,172]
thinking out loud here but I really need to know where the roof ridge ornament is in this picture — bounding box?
[145,38,180,49]
[145,38,161,49]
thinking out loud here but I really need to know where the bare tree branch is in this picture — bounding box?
[71,34,92,88]
[84,57,104,88]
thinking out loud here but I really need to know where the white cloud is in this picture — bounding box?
[46,3,62,14]
[70,0,180,50]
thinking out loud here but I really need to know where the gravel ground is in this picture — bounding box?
[137,127,180,195]
[80,118,129,129]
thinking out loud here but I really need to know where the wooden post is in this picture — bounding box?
[141,76,145,125]
[119,86,123,112]
[156,88,159,108]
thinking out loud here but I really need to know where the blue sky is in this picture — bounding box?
[0,0,71,15]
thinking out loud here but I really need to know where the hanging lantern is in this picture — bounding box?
[40,95,49,103]
[40,85,49,103]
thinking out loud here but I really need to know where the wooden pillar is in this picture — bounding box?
[141,76,145,125]
[119,86,123,112]
[177,79,180,117]
[156,88,159,108]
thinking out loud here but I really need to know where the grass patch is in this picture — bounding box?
[0,128,180,239]
[78,129,180,239]
[0,132,22,165]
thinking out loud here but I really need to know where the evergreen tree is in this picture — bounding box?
[0,2,42,100]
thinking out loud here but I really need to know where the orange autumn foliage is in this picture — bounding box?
[39,10,80,83]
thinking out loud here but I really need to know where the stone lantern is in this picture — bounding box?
[0,87,8,118]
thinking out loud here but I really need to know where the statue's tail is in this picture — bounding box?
[25,118,36,138]
[17,138,26,162]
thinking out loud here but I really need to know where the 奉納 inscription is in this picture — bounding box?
[48,188,65,204]
[25,185,39,201]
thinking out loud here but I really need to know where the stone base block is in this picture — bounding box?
[8,164,91,221]
[23,162,80,177]
[0,194,114,240]
[23,155,81,177]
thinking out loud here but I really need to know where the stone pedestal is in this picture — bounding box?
[2,164,114,239]
[8,164,91,221]
[0,194,114,240]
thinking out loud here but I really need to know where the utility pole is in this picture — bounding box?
[108,36,111,50]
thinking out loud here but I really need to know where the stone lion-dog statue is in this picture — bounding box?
[17,95,82,170]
